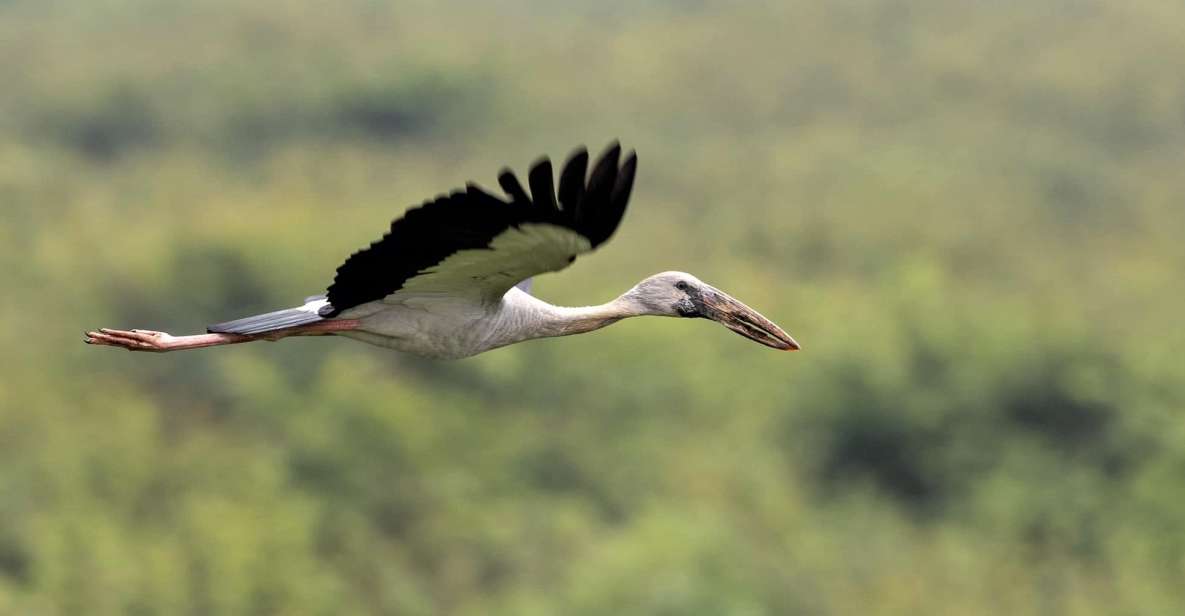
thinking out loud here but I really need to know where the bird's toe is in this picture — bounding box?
[85,328,167,351]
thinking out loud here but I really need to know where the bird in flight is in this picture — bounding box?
[85,143,799,359]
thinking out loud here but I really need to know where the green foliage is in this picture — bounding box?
[2,0,1185,613]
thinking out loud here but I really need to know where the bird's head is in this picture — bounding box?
[622,271,800,351]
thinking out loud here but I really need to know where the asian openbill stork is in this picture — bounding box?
[85,143,799,358]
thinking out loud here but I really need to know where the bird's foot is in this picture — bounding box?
[85,328,176,352]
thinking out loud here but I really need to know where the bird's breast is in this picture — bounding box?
[341,300,509,359]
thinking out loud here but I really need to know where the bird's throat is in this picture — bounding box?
[546,301,631,336]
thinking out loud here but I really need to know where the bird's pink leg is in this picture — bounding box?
[84,320,360,353]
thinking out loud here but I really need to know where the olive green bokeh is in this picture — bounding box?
[2,1,1184,614]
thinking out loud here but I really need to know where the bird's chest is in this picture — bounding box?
[345,301,512,359]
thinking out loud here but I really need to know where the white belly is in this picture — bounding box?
[333,298,514,359]
[331,288,568,359]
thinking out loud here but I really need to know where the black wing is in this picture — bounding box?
[324,142,637,315]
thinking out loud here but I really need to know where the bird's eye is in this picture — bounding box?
[675,281,689,291]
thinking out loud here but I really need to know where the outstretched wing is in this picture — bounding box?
[323,142,637,315]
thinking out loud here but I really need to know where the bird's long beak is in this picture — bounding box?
[697,287,800,351]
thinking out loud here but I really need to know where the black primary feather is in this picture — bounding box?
[497,170,531,205]
[324,142,637,316]
[557,148,589,221]
[583,143,622,245]
[527,158,558,212]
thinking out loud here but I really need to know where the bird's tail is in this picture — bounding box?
[207,296,331,335]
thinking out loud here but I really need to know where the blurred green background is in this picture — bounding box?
[3,0,1185,613]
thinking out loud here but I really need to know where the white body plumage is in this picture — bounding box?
[336,287,625,359]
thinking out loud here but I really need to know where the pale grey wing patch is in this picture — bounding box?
[515,278,533,294]
[383,223,592,303]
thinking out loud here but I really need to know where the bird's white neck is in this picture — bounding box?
[537,300,634,337]
[497,289,649,344]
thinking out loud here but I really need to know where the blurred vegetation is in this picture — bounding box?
[2,0,1185,613]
